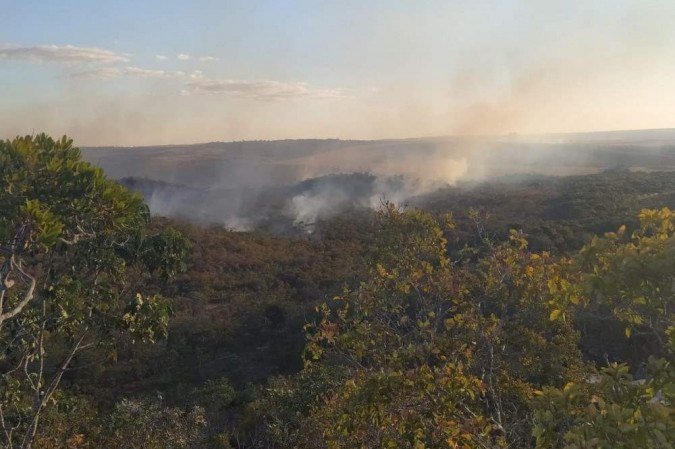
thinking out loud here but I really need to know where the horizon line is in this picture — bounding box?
[71,125,675,149]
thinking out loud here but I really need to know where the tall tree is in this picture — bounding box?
[0,135,182,449]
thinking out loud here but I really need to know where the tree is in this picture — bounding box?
[255,204,584,448]
[577,207,675,364]
[0,135,184,449]
[532,358,673,449]
[532,208,675,448]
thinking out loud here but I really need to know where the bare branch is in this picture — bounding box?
[0,405,15,449]
[0,225,35,328]
[0,258,36,325]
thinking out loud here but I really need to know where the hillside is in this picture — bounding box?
[83,129,675,190]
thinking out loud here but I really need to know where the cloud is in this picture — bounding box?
[155,54,168,60]
[177,53,190,60]
[0,44,128,63]
[123,66,170,78]
[188,70,203,79]
[198,56,219,62]
[68,67,122,79]
[183,78,348,100]
[69,66,170,79]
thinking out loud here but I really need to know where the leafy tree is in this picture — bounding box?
[461,229,585,445]
[134,226,191,282]
[254,205,584,448]
[0,135,186,448]
[577,207,675,363]
[532,208,675,449]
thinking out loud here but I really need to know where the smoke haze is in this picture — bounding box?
[83,129,675,230]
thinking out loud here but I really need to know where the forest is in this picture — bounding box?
[0,134,672,448]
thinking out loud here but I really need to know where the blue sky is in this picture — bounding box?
[2,0,675,145]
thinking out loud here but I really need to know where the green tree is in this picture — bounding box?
[578,208,675,363]
[0,135,186,449]
[532,359,673,449]
[532,208,675,448]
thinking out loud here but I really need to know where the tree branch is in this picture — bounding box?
[0,258,36,326]
[19,333,88,449]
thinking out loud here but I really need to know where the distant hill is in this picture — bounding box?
[84,130,675,231]
[83,129,675,191]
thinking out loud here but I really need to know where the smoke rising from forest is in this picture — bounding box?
[83,129,675,231]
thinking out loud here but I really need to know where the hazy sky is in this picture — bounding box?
[2,0,675,145]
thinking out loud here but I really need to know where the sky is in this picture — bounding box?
[1,0,675,146]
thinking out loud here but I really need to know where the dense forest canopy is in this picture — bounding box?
[0,135,672,448]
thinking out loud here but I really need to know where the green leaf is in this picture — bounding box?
[549,309,562,321]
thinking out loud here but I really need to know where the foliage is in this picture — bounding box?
[532,358,674,449]
[136,226,192,281]
[247,205,672,449]
[527,207,675,449]
[254,205,584,448]
[99,398,207,449]
[30,392,99,449]
[578,207,675,362]
[244,365,344,449]
[421,170,675,254]
[0,134,188,448]
[0,134,148,250]
[29,394,209,449]
[191,377,236,413]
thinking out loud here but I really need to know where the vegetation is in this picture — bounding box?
[0,135,672,448]
[0,135,184,448]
